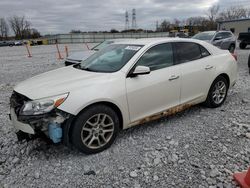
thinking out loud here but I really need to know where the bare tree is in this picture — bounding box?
[218,6,248,21]
[0,18,9,40]
[159,20,171,32]
[247,8,250,18]
[173,18,181,27]
[9,16,31,39]
[207,5,220,22]
[186,16,207,26]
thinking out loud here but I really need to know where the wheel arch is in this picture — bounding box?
[217,73,230,87]
[205,73,230,100]
[75,101,124,130]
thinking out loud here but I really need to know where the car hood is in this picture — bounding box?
[66,50,95,61]
[14,66,109,100]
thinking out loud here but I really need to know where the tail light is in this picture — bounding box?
[231,51,237,61]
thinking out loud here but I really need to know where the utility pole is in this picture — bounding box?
[132,9,137,29]
[125,11,129,30]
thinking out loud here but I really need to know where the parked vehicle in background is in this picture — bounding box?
[10,38,237,154]
[192,31,236,53]
[65,39,133,66]
[0,41,15,47]
[14,41,23,46]
[238,32,250,49]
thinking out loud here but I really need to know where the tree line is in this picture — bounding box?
[0,16,41,41]
[157,5,250,33]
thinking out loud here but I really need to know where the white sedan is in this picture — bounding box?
[10,38,237,154]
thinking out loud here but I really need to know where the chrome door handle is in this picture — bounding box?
[169,75,180,81]
[205,65,213,70]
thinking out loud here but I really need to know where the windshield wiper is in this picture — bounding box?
[81,67,92,71]
[73,63,95,72]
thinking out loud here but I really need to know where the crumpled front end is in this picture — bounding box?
[9,91,72,143]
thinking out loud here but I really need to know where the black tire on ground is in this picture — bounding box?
[204,76,229,108]
[239,42,247,49]
[228,44,235,53]
[248,53,250,74]
[71,104,120,154]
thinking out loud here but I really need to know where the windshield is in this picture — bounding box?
[92,40,114,51]
[80,44,143,73]
[192,32,216,41]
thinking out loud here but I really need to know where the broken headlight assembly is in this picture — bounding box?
[19,93,69,116]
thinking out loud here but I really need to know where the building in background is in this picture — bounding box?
[217,18,250,36]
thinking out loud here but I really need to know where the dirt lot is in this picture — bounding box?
[0,44,249,188]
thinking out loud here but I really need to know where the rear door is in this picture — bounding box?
[173,42,215,104]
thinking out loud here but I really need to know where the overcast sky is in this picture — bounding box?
[0,0,250,34]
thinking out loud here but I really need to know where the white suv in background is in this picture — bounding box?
[10,38,237,154]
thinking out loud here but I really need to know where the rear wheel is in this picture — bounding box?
[71,104,120,154]
[204,76,228,108]
[239,42,247,49]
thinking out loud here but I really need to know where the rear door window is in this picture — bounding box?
[174,42,202,64]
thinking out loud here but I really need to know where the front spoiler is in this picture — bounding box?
[10,108,35,134]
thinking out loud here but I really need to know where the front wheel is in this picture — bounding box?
[204,76,229,108]
[71,104,120,154]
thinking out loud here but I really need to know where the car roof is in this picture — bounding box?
[202,30,232,34]
[106,38,134,42]
[113,37,206,46]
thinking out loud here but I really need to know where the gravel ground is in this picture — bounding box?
[0,44,249,188]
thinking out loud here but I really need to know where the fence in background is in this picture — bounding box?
[47,32,169,44]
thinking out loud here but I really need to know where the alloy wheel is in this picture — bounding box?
[80,113,114,149]
[212,81,227,105]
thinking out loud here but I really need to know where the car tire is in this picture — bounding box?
[204,76,229,108]
[71,104,120,154]
[239,42,247,49]
[248,53,250,74]
[228,44,235,53]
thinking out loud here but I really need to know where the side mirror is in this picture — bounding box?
[214,36,222,41]
[130,66,150,77]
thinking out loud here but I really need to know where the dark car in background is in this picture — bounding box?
[238,32,250,49]
[0,41,15,47]
[192,31,236,53]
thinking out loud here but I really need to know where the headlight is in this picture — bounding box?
[20,93,69,116]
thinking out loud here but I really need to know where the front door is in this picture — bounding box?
[126,43,181,123]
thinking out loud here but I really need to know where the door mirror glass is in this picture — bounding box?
[131,66,150,77]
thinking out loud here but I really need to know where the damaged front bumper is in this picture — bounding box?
[10,108,35,134]
[9,91,73,143]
